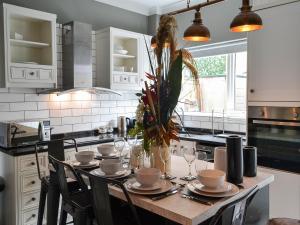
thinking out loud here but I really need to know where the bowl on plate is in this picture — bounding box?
[97,144,115,156]
[100,159,122,175]
[197,169,225,189]
[136,168,161,187]
[75,151,95,165]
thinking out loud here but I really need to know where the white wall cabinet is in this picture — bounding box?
[95,27,152,91]
[0,3,57,88]
[247,1,300,102]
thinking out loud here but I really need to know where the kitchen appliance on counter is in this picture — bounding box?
[0,120,51,148]
[248,106,300,173]
[117,116,136,134]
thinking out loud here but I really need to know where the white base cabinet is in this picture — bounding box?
[247,1,300,102]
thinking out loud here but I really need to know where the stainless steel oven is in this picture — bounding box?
[248,106,300,173]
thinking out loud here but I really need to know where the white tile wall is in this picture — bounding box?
[0,24,138,134]
[183,113,246,133]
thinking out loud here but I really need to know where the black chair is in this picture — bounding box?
[77,169,142,225]
[208,186,259,225]
[35,138,79,225]
[49,155,93,225]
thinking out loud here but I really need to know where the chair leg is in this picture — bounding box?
[73,209,88,225]
[59,207,68,225]
[37,181,48,225]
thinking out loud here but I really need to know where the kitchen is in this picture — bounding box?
[0,0,299,225]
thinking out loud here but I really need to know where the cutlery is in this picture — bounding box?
[151,188,179,201]
[181,194,213,206]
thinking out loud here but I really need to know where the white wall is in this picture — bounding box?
[0,25,139,133]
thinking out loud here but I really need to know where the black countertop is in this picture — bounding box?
[0,129,246,157]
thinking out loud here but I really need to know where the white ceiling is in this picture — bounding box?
[94,0,206,16]
[94,0,293,16]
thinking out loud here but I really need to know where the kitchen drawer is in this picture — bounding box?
[19,155,48,173]
[10,67,25,79]
[39,69,52,80]
[22,208,40,225]
[21,172,44,193]
[21,191,40,210]
[25,69,39,80]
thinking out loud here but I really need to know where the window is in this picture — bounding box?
[179,41,247,114]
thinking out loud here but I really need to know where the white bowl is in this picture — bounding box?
[116,49,128,55]
[197,169,225,189]
[97,144,115,156]
[75,151,95,165]
[136,168,161,187]
[100,159,122,175]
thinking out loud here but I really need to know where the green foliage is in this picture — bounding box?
[195,55,227,77]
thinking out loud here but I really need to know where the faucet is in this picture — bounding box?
[211,109,214,135]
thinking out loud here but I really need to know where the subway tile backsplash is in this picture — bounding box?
[0,24,246,135]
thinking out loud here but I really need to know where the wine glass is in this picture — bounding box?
[126,134,137,148]
[195,151,208,177]
[114,137,125,157]
[159,147,172,180]
[182,147,196,181]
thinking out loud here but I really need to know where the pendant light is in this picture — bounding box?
[230,0,263,32]
[183,9,210,42]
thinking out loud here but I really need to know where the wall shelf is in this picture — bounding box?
[10,39,50,48]
[113,53,135,59]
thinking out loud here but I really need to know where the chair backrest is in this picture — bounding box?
[35,138,78,180]
[209,186,259,225]
[77,169,141,225]
[48,155,86,207]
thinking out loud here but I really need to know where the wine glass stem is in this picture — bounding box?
[188,164,192,177]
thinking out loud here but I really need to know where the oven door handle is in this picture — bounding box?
[252,120,300,127]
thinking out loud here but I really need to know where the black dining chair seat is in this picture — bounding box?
[49,155,94,225]
[35,139,80,225]
[77,169,142,225]
[208,186,259,225]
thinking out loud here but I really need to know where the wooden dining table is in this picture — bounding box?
[67,155,274,225]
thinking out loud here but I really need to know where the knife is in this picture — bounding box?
[151,189,179,201]
[181,194,213,206]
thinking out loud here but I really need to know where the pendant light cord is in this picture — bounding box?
[187,0,191,8]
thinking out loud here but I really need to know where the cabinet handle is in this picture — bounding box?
[250,89,255,93]
[31,181,36,185]
[31,197,36,201]
[124,77,127,80]
[32,214,36,218]
[29,72,35,76]
[31,162,35,166]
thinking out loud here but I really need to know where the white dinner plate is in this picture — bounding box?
[131,180,161,191]
[191,180,232,193]
[90,168,131,178]
[187,183,239,198]
[71,160,99,169]
[125,179,173,195]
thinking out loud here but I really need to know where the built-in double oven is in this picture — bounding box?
[248,106,300,173]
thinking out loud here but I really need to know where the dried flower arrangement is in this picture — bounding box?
[130,15,201,152]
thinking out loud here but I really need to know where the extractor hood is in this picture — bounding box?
[38,21,121,96]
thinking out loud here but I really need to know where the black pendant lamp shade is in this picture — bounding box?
[184,10,210,42]
[231,0,263,32]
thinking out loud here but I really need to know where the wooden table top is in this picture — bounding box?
[108,155,274,225]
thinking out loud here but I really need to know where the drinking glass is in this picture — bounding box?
[127,134,137,148]
[159,147,172,180]
[195,151,208,176]
[182,147,196,181]
[114,137,125,157]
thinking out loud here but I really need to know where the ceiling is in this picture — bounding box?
[94,0,206,16]
[94,0,292,16]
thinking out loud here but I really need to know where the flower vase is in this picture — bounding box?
[150,145,171,174]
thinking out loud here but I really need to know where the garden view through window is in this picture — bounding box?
[178,51,247,114]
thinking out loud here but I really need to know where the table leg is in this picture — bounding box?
[47,172,60,225]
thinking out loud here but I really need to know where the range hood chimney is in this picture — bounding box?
[37,21,121,96]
